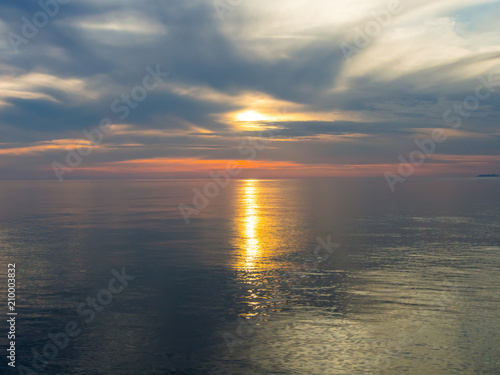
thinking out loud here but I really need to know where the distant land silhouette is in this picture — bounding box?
[477,174,500,177]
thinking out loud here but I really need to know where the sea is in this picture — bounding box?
[0,178,499,374]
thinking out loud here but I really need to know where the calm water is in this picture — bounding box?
[0,178,499,374]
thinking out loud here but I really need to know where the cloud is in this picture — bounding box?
[0,0,499,178]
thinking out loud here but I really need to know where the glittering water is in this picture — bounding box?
[0,178,499,374]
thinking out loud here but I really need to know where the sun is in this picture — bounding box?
[236,110,267,122]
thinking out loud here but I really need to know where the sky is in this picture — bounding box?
[0,0,499,180]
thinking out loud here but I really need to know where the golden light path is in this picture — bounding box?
[238,179,262,270]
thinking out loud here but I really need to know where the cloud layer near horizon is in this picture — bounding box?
[1,0,499,179]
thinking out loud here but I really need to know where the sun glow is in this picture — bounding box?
[236,110,267,122]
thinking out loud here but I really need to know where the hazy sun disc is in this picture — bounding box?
[237,110,267,122]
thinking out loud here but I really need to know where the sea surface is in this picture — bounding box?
[0,178,499,374]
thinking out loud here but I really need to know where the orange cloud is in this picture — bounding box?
[38,154,500,179]
[0,139,94,156]
[47,157,400,178]
[427,155,500,162]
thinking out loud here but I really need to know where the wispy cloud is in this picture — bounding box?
[1,0,499,179]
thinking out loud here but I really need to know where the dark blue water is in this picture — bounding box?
[0,178,499,374]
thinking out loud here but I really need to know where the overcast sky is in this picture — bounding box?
[1,0,499,179]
